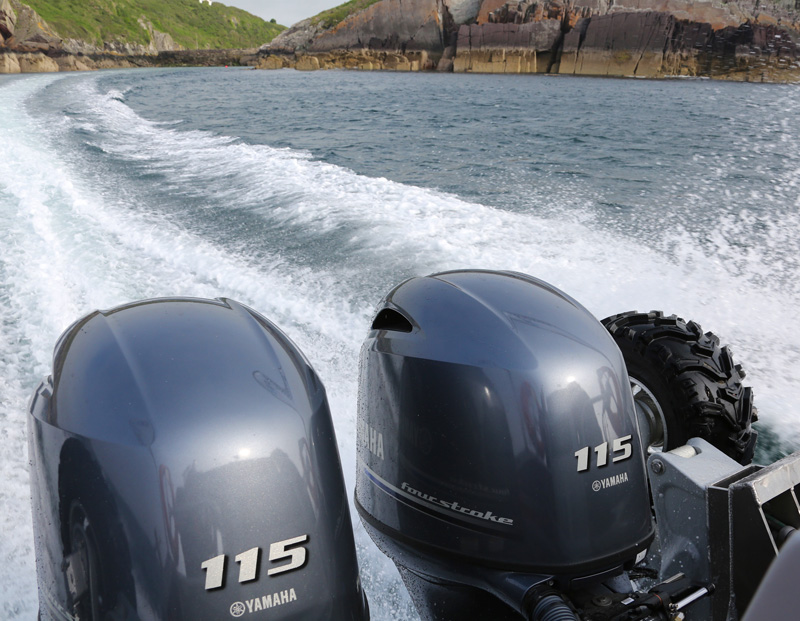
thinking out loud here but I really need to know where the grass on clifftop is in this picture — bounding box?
[22,0,285,49]
[311,0,383,29]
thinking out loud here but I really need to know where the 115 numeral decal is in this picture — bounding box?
[201,534,309,590]
[575,435,633,472]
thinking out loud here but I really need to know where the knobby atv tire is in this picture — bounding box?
[602,311,757,465]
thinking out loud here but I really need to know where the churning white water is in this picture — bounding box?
[1,68,799,618]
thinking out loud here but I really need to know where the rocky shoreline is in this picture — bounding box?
[256,0,800,82]
[0,49,260,74]
[0,0,259,74]
[2,0,798,81]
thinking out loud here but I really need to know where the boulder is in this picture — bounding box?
[104,40,152,55]
[17,51,59,72]
[444,0,483,23]
[255,54,288,69]
[61,38,104,55]
[295,54,320,70]
[7,1,61,51]
[0,51,19,72]
[93,57,136,69]
[0,0,15,40]
[152,30,177,52]
[137,17,180,53]
[55,54,96,71]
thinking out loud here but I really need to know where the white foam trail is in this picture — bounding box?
[76,78,800,436]
[0,74,399,619]
[2,72,800,619]
[1,74,72,619]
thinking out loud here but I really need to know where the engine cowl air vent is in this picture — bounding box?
[371,308,412,333]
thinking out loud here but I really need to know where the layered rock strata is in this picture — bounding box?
[260,0,455,70]
[0,48,259,74]
[453,20,562,72]
[257,0,800,81]
[309,0,449,53]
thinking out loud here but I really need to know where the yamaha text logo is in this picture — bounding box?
[229,589,298,616]
[359,420,385,460]
[592,472,629,491]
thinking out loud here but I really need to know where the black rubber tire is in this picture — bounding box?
[602,310,758,465]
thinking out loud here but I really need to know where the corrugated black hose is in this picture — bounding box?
[532,594,580,621]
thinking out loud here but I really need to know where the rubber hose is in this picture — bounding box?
[532,594,580,621]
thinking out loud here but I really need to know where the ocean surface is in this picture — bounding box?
[1,67,799,619]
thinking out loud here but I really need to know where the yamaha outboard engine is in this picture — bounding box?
[356,270,655,619]
[28,297,369,620]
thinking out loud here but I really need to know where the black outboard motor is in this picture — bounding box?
[356,270,655,619]
[28,297,368,620]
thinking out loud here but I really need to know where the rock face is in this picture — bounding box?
[263,18,327,54]
[308,0,449,53]
[443,0,483,23]
[260,0,452,71]
[3,0,62,52]
[559,11,674,76]
[136,17,180,53]
[257,0,800,81]
[54,53,95,71]
[17,51,59,72]
[0,47,260,74]
[555,7,800,79]
[0,0,16,42]
[0,50,20,72]
[454,20,562,72]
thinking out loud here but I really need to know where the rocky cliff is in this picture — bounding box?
[0,0,280,74]
[257,0,800,81]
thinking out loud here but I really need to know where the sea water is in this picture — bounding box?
[1,67,799,618]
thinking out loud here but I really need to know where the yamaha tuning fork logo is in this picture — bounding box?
[592,472,629,492]
[229,589,298,617]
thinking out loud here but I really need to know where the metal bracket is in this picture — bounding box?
[648,438,800,620]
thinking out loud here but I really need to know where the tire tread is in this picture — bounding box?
[602,310,757,464]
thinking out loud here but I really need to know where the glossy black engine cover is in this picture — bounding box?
[28,297,368,620]
[356,270,654,579]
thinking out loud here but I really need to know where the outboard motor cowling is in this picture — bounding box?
[355,270,654,617]
[28,297,368,620]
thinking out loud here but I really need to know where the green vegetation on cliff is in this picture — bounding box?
[22,0,285,49]
[311,0,383,29]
